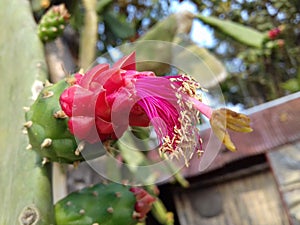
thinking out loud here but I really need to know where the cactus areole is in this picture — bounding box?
[59,52,252,166]
[55,183,156,225]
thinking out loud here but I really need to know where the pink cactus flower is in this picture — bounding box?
[268,25,285,40]
[60,52,252,165]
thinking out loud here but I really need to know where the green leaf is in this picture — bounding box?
[96,0,113,13]
[139,14,178,42]
[173,36,227,88]
[119,133,147,167]
[281,78,300,92]
[103,10,135,39]
[134,14,178,75]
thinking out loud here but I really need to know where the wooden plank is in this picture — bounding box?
[52,163,68,203]
[174,171,289,225]
[267,141,300,225]
[182,92,300,177]
[66,162,104,193]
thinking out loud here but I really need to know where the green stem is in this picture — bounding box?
[165,161,189,188]
[150,198,174,225]
[79,0,98,70]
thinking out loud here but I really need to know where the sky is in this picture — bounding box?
[169,1,216,48]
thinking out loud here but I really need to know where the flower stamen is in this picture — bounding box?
[153,75,203,166]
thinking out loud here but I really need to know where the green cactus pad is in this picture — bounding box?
[25,79,83,163]
[196,14,266,48]
[37,4,70,42]
[55,183,141,225]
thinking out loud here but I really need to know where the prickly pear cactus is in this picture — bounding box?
[0,0,54,224]
[196,14,265,48]
[24,78,83,164]
[55,183,156,225]
[37,4,70,42]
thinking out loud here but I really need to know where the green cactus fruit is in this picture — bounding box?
[55,183,156,225]
[37,4,70,42]
[24,78,83,163]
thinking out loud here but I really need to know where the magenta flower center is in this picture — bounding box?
[132,75,204,165]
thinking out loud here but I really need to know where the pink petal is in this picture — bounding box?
[95,116,113,134]
[100,68,123,93]
[95,91,111,121]
[59,86,77,116]
[68,116,99,143]
[129,104,150,126]
[61,86,97,117]
[112,52,136,70]
[79,63,109,88]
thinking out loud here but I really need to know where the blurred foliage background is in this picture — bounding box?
[31,0,300,108]
[195,0,300,107]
